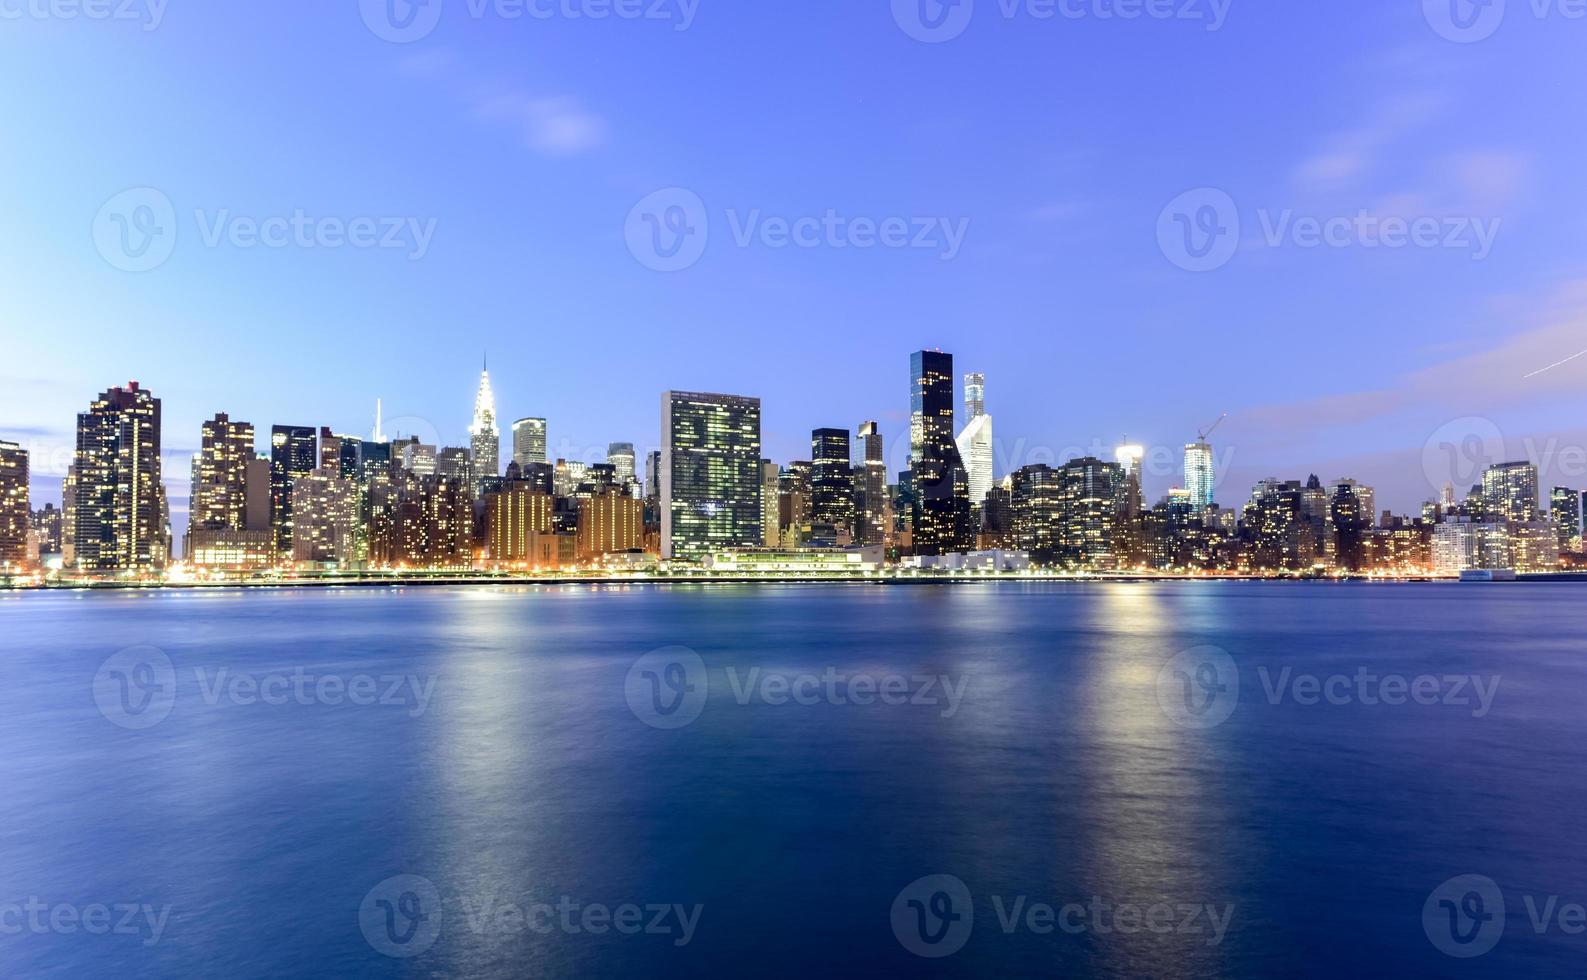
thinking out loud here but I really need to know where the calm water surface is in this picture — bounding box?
[1,582,1583,978]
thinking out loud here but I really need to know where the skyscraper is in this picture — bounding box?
[189,414,255,536]
[270,425,317,558]
[1551,486,1581,552]
[74,382,166,572]
[1184,441,1215,510]
[512,418,548,468]
[470,361,501,497]
[810,428,853,544]
[1484,461,1540,524]
[660,391,763,560]
[910,350,970,555]
[955,372,994,505]
[608,442,637,484]
[857,421,891,547]
[0,440,28,569]
[761,460,780,547]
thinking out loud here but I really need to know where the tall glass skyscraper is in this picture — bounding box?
[1184,441,1215,510]
[660,391,763,560]
[955,372,994,506]
[910,350,970,555]
[270,424,318,558]
[76,382,167,571]
[512,418,548,468]
[810,428,853,543]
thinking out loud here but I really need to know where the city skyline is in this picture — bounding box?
[5,6,1587,527]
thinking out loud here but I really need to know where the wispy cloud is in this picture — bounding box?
[473,93,607,156]
[397,46,609,158]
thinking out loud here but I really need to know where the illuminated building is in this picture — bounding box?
[369,473,473,569]
[645,451,661,500]
[554,459,588,497]
[857,422,891,547]
[1184,441,1215,510]
[1430,519,1556,573]
[1551,486,1580,552]
[1483,461,1540,524]
[400,439,438,477]
[186,529,274,570]
[291,468,359,565]
[608,443,637,484]
[761,460,780,547]
[31,502,63,556]
[810,428,854,546]
[1243,479,1324,572]
[577,486,644,559]
[486,485,555,561]
[189,414,255,544]
[437,447,473,485]
[1011,464,1063,565]
[954,372,994,505]
[513,418,548,468]
[0,440,28,569]
[73,382,167,572]
[702,546,885,574]
[269,425,317,558]
[778,461,812,548]
[469,362,500,498]
[910,350,971,555]
[660,390,763,561]
[1056,456,1126,569]
[1331,478,1376,530]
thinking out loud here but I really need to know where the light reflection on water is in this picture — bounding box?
[0,582,1583,978]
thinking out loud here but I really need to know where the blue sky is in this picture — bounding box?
[3,0,1587,522]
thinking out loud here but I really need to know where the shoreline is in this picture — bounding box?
[4,572,1550,591]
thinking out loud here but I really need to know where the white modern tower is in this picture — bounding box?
[955,372,994,505]
[469,358,500,496]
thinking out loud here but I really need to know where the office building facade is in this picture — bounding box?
[660,391,763,560]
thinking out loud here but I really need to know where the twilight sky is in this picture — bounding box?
[3,0,1587,524]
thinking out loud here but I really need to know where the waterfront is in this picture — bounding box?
[2,582,1583,977]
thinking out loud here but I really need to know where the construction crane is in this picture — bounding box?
[1197,413,1228,443]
